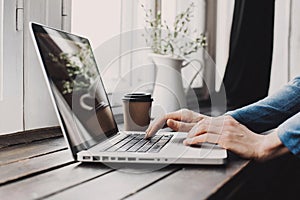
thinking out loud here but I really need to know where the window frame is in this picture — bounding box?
[0,0,4,101]
[0,0,24,135]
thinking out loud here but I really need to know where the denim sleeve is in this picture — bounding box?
[226,76,300,133]
[277,112,300,157]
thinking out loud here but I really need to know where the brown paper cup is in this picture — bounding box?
[122,93,153,131]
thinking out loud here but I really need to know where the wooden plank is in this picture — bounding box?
[0,149,73,185]
[45,165,180,200]
[0,137,66,166]
[0,127,62,149]
[126,160,249,200]
[0,163,112,200]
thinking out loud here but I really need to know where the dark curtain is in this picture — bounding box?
[223,0,275,110]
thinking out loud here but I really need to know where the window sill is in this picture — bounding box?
[0,127,62,149]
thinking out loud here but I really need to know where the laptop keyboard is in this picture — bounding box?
[100,134,173,153]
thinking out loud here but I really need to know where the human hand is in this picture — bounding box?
[183,115,266,159]
[145,109,207,139]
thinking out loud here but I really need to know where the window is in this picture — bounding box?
[71,1,150,115]
[0,0,224,134]
[71,0,208,112]
[0,0,298,136]
[71,0,156,111]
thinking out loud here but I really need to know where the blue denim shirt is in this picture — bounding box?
[227,76,300,157]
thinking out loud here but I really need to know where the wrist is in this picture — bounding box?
[257,129,288,161]
[257,135,272,160]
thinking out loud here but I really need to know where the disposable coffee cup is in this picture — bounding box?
[122,93,153,131]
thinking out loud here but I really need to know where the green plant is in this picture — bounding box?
[142,3,207,58]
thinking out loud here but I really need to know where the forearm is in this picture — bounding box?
[228,76,300,133]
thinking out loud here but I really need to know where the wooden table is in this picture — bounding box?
[0,128,299,200]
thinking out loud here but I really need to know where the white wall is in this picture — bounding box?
[71,0,121,48]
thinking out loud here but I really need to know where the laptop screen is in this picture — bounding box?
[31,23,118,158]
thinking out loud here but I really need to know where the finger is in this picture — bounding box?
[165,109,189,122]
[187,123,224,138]
[145,117,166,139]
[167,119,196,132]
[165,109,203,123]
[145,109,206,139]
[145,110,194,138]
[144,121,165,139]
[187,117,229,138]
[183,133,221,145]
[187,120,207,138]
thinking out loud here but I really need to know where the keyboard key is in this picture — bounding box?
[148,144,162,153]
[148,135,172,153]
[137,140,157,152]
[149,135,163,143]
[103,134,173,153]
[133,134,145,140]
[127,140,148,152]
[136,135,170,153]
[99,134,129,152]
[117,139,140,152]
[106,136,133,152]
[137,143,153,152]
[148,141,169,153]
[161,135,173,140]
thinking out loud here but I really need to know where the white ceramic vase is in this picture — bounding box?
[150,54,189,118]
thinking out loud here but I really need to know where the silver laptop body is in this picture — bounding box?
[29,22,227,165]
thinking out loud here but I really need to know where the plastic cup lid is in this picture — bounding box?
[122,93,153,102]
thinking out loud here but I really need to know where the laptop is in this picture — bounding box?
[29,22,227,165]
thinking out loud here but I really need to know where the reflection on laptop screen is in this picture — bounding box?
[31,23,118,156]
